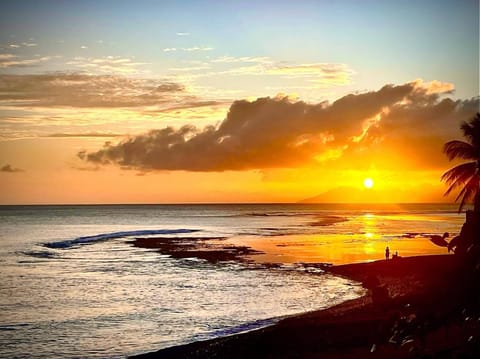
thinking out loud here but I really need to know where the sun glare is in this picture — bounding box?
[363,178,374,189]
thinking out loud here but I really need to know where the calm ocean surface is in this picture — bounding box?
[0,203,465,358]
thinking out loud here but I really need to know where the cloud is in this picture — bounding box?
[0,73,190,108]
[183,46,214,52]
[81,80,478,172]
[0,54,52,68]
[211,56,272,64]
[66,56,148,74]
[1,164,23,173]
[176,32,190,36]
[71,165,101,172]
[266,63,354,84]
[164,47,213,52]
[45,132,124,138]
[168,64,211,72]
[5,42,37,48]
[171,58,354,87]
[411,79,455,95]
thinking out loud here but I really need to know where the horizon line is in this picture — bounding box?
[0,201,458,207]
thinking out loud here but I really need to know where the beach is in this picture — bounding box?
[132,254,479,359]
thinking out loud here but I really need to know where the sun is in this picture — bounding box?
[363,178,374,189]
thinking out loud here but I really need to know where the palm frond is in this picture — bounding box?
[442,140,477,161]
[455,174,480,213]
[441,161,476,184]
[442,113,480,212]
[460,113,480,148]
[441,162,476,196]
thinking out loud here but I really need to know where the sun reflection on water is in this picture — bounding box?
[231,210,458,265]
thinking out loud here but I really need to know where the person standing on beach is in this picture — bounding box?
[385,246,390,260]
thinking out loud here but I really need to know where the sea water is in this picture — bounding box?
[0,204,465,358]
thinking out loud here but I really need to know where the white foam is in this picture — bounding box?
[44,229,200,249]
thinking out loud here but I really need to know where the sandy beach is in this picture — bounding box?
[131,254,479,358]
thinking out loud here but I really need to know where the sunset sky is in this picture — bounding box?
[0,0,478,204]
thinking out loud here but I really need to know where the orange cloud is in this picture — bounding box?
[81,81,478,172]
[411,79,455,95]
[0,54,52,68]
[66,56,148,74]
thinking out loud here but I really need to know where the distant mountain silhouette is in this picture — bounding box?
[299,186,381,203]
[299,186,449,203]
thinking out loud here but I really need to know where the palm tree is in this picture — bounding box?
[441,113,480,213]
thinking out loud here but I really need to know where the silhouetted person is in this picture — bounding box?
[385,246,390,260]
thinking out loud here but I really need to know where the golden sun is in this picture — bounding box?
[363,178,374,189]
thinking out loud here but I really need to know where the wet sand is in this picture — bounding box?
[131,254,479,358]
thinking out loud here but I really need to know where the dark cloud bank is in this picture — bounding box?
[80,81,479,172]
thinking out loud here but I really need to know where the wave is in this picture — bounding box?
[234,211,319,218]
[202,317,279,340]
[20,250,58,259]
[44,229,200,249]
[0,323,29,331]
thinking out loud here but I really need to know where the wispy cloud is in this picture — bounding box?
[176,32,190,36]
[44,132,124,138]
[169,58,354,88]
[164,47,213,52]
[183,46,214,52]
[66,56,148,74]
[211,56,272,64]
[168,64,211,72]
[5,42,37,48]
[266,63,355,84]
[0,73,223,110]
[1,164,24,173]
[0,54,52,68]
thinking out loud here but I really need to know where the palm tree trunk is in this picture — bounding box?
[475,190,480,213]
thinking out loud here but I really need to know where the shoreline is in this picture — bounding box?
[130,254,479,358]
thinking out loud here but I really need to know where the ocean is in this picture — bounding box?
[0,203,465,358]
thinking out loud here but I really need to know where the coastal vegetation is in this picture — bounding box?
[440,113,480,267]
[442,113,480,212]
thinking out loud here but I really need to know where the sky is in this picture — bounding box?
[0,0,479,204]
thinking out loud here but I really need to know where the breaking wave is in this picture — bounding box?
[44,229,200,249]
